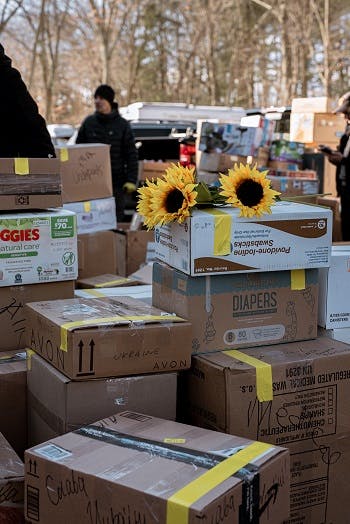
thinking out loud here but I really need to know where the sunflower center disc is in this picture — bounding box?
[165,188,184,213]
[236,179,264,207]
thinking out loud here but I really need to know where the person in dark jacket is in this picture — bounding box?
[76,84,138,221]
[320,91,350,240]
[0,43,55,158]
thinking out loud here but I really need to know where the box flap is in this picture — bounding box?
[0,433,24,481]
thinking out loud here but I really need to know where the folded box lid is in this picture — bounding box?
[0,433,23,482]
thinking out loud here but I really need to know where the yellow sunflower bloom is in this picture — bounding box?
[136,165,198,228]
[219,163,280,218]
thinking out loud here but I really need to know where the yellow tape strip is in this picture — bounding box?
[60,314,185,351]
[166,441,272,524]
[291,269,305,290]
[205,209,231,256]
[164,438,186,444]
[83,201,91,212]
[225,349,273,402]
[14,158,29,175]
[83,289,105,297]
[95,278,131,288]
[60,148,69,162]
[26,349,35,371]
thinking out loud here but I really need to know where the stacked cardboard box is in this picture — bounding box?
[0,157,77,459]
[56,144,119,278]
[152,200,335,522]
[0,432,24,522]
[24,411,290,523]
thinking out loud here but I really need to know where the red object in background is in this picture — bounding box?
[179,140,196,167]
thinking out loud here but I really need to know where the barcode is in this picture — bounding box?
[35,444,72,461]
[26,485,39,521]
[65,267,75,272]
[119,411,152,422]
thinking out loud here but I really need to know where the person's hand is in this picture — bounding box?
[326,151,343,166]
[123,182,137,193]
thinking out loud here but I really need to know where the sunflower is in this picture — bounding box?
[136,178,158,229]
[137,164,198,228]
[219,163,280,218]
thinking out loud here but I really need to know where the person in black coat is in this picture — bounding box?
[320,91,350,241]
[76,84,138,221]
[0,43,55,158]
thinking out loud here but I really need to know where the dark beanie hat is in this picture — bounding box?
[94,84,115,106]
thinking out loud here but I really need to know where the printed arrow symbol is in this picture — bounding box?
[78,340,84,372]
[89,339,95,371]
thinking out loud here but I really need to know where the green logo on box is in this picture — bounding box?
[51,216,75,238]
[62,252,75,266]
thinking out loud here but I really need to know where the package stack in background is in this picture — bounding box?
[289,97,345,196]
[25,288,192,446]
[195,117,275,184]
[55,144,119,279]
[152,199,335,522]
[24,411,290,524]
[0,157,78,464]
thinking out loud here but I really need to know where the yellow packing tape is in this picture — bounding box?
[95,278,131,288]
[26,349,35,371]
[226,349,273,402]
[166,441,272,524]
[164,438,186,444]
[205,209,231,256]
[60,314,185,351]
[83,289,105,297]
[14,158,29,175]
[291,269,305,290]
[83,201,91,212]
[60,148,69,162]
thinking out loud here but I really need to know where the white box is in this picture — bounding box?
[63,196,116,234]
[0,209,78,286]
[155,201,332,276]
[318,246,350,328]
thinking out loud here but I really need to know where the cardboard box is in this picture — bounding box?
[197,121,261,157]
[317,196,342,241]
[27,352,177,446]
[0,158,62,211]
[268,169,318,179]
[0,209,78,287]
[269,140,304,163]
[267,160,301,171]
[268,176,319,196]
[196,151,237,173]
[291,96,333,113]
[78,230,117,279]
[322,156,338,196]
[155,201,332,276]
[55,144,113,203]
[153,262,318,352]
[185,336,350,524]
[24,412,290,524]
[0,351,26,457]
[75,284,152,304]
[63,197,116,234]
[115,225,154,276]
[0,280,74,351]
[318,246,350,328]
[25,296,191,379]
[76,273,140,289]
[129,263,153,284]
[0,432,24,522]
[290,112,344,144]
[138,160,173,181]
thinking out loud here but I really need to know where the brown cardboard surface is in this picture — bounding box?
[0,432,24,521]
[185,336,350,523]
[153,262,318,352]
[0,158,61,211]
[268,176,319,196]
[317,196,342,242]
[25,296,191,379]
[115,226,154,276]
[24,412,289,524]
[78,231,117,279]
[129,263,153,284]
[55,144,113,203]
[27,353,177,446]
[76,273,140,289]
[0,281,75,352]
[138,161,173,181]
[0,351,26,458]
[290,113,344,144]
